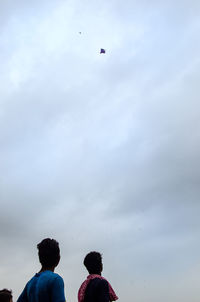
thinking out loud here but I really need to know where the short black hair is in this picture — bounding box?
[37,238,60,268]
[0,289,12,302]
[84,251,103,274]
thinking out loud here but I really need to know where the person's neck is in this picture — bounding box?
[39,266,55,273]
[90,272,101,276]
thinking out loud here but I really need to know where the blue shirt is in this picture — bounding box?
[17,270,65,302]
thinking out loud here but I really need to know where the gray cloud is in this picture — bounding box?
[0,1,200,302]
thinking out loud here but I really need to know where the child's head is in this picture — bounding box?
[84,251,103,274]
[37,238,60,269]
[0,289,12,302]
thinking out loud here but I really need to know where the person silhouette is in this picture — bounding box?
[78,251,118,302]
[17,238,66,302]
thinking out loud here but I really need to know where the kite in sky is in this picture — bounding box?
[77,32,106,54]
[100,48,106,54]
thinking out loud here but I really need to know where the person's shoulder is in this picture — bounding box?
[51,272,63,280]
[97,279,109,286]
[47,272,64,285]
[94,278,108,284]
[93,278,109,295]
[26,274,38,286]
[92,278,109,288]
[55,274,64,283]
[17,274,37,299]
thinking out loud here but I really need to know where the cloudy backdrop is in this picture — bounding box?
[0,0,200,301]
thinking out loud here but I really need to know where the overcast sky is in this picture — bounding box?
[0,0,200,301]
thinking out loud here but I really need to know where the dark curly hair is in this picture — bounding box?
[37,238,60,268]
[84,251,103,274]
[0,289,12,302]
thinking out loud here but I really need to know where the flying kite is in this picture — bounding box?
[100,48,106,54]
